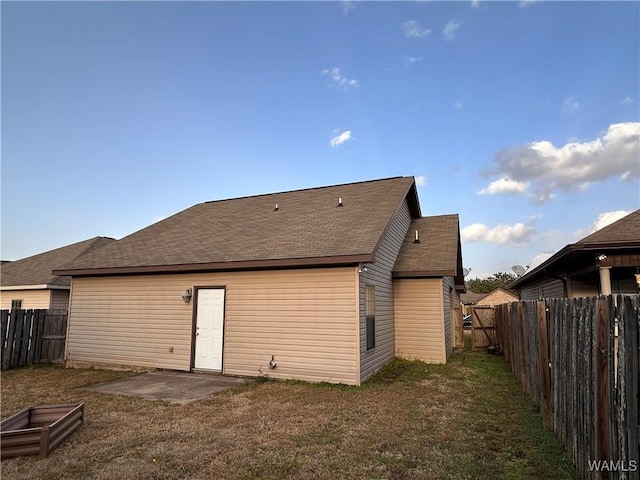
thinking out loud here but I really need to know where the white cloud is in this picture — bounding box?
[562,97,583,115]
[442,19,461,41]
[402,20,432,38]
[341,1,355,15]
[621,97,635,105]
[531,251,554,267]
[415,175,427,186]
[461,222,535,246]
[482,122,640,203]
[330,130,353,148]
[574,210,632,238]
[404,56,423,68]
[471,0,480,8]
[478,177,529,195]
[519,0,536,7]
[454,101,463,110]
[322,67,359,91]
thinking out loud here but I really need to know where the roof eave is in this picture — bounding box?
[510,240,640,289]
[53,253,373,277]
[0,284,70,291]
[392,269,456,279]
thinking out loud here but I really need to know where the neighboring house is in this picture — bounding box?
[475,288,519,306]
[460,291,488,307]
[459,288,518,319]
[510,209,640,300]
[54,177,466,385]
[0,237,115,311]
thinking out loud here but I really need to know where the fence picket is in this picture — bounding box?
[495,295,639,480]
[0,309,67,370]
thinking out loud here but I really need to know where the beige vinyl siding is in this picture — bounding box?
[359,199,412,383]
[66,267,359,384]
[394,279,446,363]
[50,289,70,311]
[0,289,52,310]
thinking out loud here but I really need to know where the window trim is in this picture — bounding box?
[365,284,375,350]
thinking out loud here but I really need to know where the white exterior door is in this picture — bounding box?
[195,288,225,371]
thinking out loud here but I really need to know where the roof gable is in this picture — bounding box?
[1,237,115,287]
[55,177,419,275]
[392,214,463,280]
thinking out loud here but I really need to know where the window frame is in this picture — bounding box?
[365,284,375,350]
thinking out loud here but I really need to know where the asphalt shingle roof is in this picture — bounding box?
[1,237,115,287]
[393,214,460,276]
[578,209,640,245]
[55,177,418,274]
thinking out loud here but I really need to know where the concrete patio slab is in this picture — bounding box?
[84,371,252,404]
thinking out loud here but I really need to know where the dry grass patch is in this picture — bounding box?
[1,353,576,480]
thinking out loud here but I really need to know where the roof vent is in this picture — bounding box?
[413,230,420,243]
[337,197,343,207]
[274,204,279,211]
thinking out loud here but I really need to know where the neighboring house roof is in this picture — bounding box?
[510,209,640,290]
[460,291,486,304]
[54,177,421,276]
[577,209,640,246]
[392,214,466,290]
[1,237,116,288]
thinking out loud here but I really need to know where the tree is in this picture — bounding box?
[467,272,517,294]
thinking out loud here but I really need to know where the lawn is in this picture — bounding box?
[1,350,576,480]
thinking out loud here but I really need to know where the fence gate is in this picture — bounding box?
[471,305,496,350]
[0,309,68,370]
[453,306,464,349]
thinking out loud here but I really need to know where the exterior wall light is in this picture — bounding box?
[181,288,193,304]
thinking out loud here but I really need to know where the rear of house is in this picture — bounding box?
[55,177,465,384]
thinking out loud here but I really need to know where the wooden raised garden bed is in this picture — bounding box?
[1,403,84,460]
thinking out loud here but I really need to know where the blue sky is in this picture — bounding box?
[2,1,639,278]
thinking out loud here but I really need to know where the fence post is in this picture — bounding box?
[595,297,611,477]
[537,300,552,430]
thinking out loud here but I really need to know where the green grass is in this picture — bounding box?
[1,351,576,480]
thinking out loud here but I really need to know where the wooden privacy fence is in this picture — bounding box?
[495,296,639,480]
[471,305,497,350]
[1,309,68,370]
[453,306,464,349]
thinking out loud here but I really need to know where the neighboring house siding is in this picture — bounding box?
[520,279,565,300]
[442,276,456,356]
[66,267,359,384]
[478,290,518,306]
[359,199,412,383]
[394,278,445,363]
[0,290,51,310]
[50,289,70,311]
[569,278,599,298]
